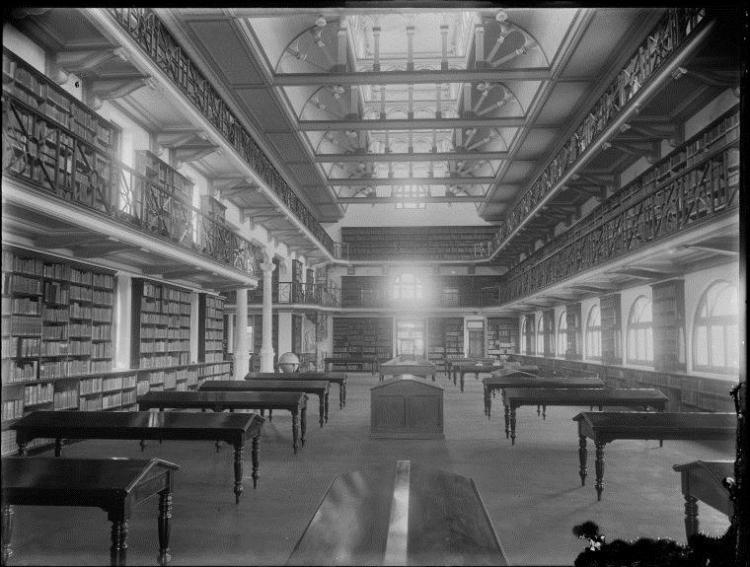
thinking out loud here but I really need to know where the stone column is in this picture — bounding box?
[233,288,249,380]
[260,259,276,372]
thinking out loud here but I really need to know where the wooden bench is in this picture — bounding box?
[12,410,262,504]
[138,391,307,454]
[287,460,508,566]
[2,456,178,566]
[247,371,349,408]
[201,379,329,427]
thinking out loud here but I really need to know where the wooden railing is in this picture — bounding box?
[109,8,336,255]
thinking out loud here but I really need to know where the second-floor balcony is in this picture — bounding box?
[248,282,341,308]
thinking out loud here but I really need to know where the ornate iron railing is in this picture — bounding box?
[249,282,340,307]
[498,105,739,304]
[109,7,335,255]
[486,7,708,258]
[3,89,263,277]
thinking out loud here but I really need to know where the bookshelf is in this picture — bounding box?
[486,318,518,356]
[198,294,225,363]
[427,318,465,368]
[131,279,192,369]
[332,317,393,361]
[651,280,686,371]
[135,150,193,205]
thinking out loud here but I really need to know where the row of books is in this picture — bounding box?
[140,326,190,339]
[2,297,40,315]
[42,306,69,323]
[2,252,43,276]
[2,399,24,422]
[205,318,224,329]
[1,360,37,382]
[24,383,54,406]
[140,353,191,368]
[4,274,42,295]
[43,282,69,304]
[53,388,78,410]
[139,340,190,353]
[2,336,40,358]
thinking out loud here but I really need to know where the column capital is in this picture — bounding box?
[260,259,276,273]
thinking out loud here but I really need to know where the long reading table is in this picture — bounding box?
[573,412,737,500]
[446,358,496,384]
[503,388,668,444]
[246,371,349,408]
[325,356,378,375]
[2,456,178,566]
[672,460,735,539]
[138,391,307,454]
[482,374,604,419]
[200,379,329,427]
[11,410,262,504]
[453,362,500,392]
[287,460,508,566]
[379,357,437,382]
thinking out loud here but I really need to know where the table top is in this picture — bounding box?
[484,375,604,388]
[673,459,735,477]
[2,456,178,494]
[504,387,667,404]
[380,358,436,372]
[449,358,497,366]
[325,356,377,363]
[247,372,348,382]
[574,411,737,441]
[672,460,735,515]
[138,390,307,408]
[287,461,507,566]
[12,410,261,434]
[200,379,329,393]
[457,362,500,373]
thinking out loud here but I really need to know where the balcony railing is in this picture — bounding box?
[498,106,739,304]
[484,7,709,258]
[2,86,263,276]
[340,289,499,309]
[109,8,335,256]
[248,282,341,308]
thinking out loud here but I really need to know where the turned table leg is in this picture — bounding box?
[503,404,510,439]
[251,435,260,489]
[594,441,605,501]
[578,435,588,486]
[157,489,172,565]
[460,373,465,393]
[2,504,13,565]
[54,438,63,457]
[484,386,490,419]
[318,395,325,428]
[108,515,128,566]
[510,407,517,445]
[300,406,307,447]
[233,444,244,504]
[683,495,699,538]
[291,410,299,454]
[542,405,547,420]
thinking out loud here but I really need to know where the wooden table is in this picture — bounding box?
[325,356,378,375]
[287,460,508,566]
[573,412,737,501]
[379,357,437,382]
[11,410,262,504]
[504,388,668,445]
[446,358,496,383]
[201,379,329,427]
[673,460,735,539]
[138,391,306,454]
[247,371,349,408]
[2,456,178,566]
[453,362,500,392]
[482,374,604,419]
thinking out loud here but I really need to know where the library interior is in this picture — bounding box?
[1,6,747,567]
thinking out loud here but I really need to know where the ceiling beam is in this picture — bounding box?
[273,68,555,86]
[328,176,494,186]
[314,150,509,163]
[299,116,527,131]
[682,243,739,256]
[337,195,487,204]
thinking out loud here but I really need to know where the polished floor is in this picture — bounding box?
[4,371,735,566]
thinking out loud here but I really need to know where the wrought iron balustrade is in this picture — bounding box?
[498,108,739,304]
[109,7,335,255]
[484,7,709,258]
[248,282,341,307]
[3,90,263,277]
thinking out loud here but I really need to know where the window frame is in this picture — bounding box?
[584,304,601,360]
[626,295,653,366]
[692,280,739,374]
[557,310,567,358]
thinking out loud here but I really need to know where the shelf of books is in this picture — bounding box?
[332,317,393,361]
[486,318,519,356]
[427,318,465,370]
[198,293,225,363]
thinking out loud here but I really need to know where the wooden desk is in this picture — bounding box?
[379,357,437,382]
[325,357,378,375]
[504,388,668,445]
[247,371,349,408]
[573,412,737,501]
[201,379,329,427]
[453,362,499,392]
[138,391,307,454]
[2,456,178,566]
[673,460,734,539]
[11,410,262,504]
[287,460,508,566]
[446,357,495,381]
[482,375,604,420]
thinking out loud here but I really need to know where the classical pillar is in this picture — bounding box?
[233,288,249,379]
[406,25,415,71]
[475,23,486,67]
[260,259,276,372]
[373,26,381,71]
[440,24,449,70]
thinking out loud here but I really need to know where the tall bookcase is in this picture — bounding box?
[332,317,393,360]
[486,318,518,356]
[651,280,686,371]
[131,279,192,369]
[427,318,465,366]
[198,294,225,363]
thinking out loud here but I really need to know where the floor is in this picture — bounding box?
[4,371,735,566]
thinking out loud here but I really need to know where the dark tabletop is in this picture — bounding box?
[574,411,737,440]
[201,380,329,393]
[504,387,667,404]
[247,372,348,382]
[484,375,604,388]
[138,390,306,408]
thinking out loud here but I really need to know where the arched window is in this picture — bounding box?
[520,318,527,354]
[536,315,544,355]
[693,281,739,373]
[585,304,601,360]
[392,273,423,302]
[557,311,567,357]
[627,296,653,365]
